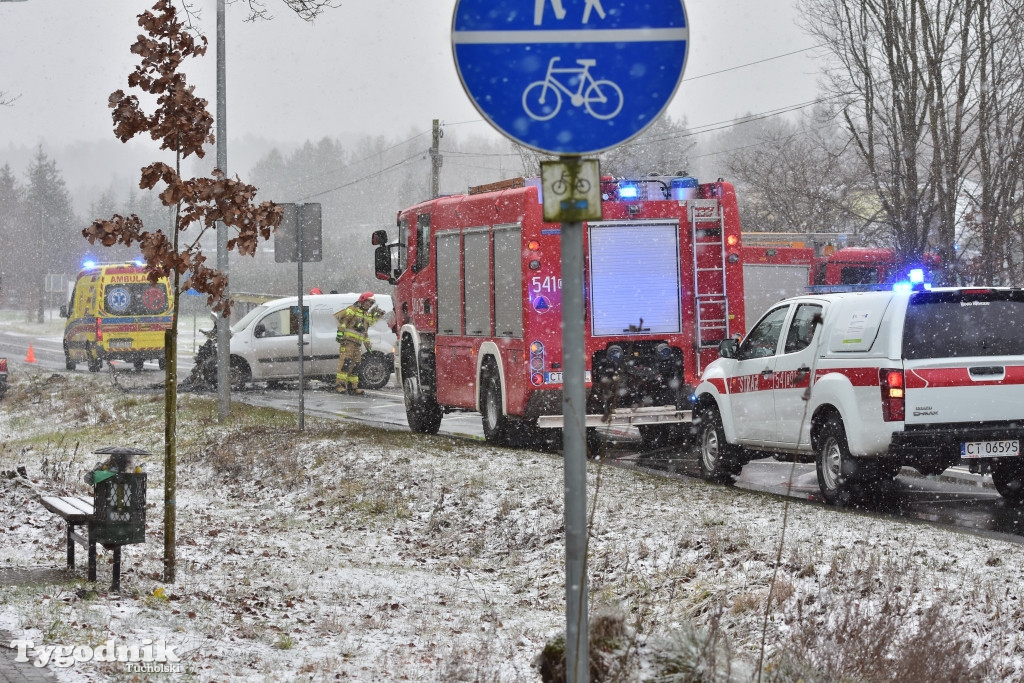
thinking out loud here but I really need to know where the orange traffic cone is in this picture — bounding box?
[25,343,36,363]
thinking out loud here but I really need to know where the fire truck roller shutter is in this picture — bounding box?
[464,228,491,336]
[493,224,523,338]
[588,222,682,336]
[436,232,461,335]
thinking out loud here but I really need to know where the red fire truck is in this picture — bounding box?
[371,175,746,448]
[740,233,938,330]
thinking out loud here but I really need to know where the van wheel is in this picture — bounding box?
[403,375,442,434]
[87,345,103,373]
[993,461,1024,506]
[357,351,391,390]
[480,364,509,445]
[229,357,250,390]
[697,406,740,484]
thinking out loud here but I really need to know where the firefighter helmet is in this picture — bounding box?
[310,287,322,295]
[357,291,375,304]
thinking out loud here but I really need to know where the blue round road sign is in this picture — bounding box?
[452,0,689,156]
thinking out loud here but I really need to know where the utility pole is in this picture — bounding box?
[430,119,443,199]
[215,0,230,419]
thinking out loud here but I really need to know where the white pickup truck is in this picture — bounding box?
[694,286,1024,505]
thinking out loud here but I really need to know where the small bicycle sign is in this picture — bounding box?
[522,57,624,121]
[551,170,591,196]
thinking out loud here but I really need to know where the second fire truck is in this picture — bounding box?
[372,175,746,448]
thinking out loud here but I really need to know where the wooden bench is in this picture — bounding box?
[39,495,128,591]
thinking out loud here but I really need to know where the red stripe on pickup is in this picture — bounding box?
[906,366,1024,388]
[814,367,880,387]
[707,377,727,394]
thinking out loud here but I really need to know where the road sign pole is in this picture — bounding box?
[561,214,589,683]
[297,204,305,431]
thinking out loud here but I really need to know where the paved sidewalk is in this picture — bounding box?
[0,630,56,683]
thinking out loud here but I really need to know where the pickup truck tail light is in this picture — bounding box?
[879,368,905,422]
[96,317,103,341]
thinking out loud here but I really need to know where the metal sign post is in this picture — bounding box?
[452,4,689,680]
[275,203,323,431]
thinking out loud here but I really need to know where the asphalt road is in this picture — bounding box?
[4,327,1024,544]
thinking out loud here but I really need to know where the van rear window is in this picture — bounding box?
[103,283,169,316]
[902,290,1024,359]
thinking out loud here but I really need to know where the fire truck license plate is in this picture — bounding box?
[545,371,592,384]
[960,440,1020,458]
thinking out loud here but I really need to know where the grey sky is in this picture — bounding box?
[0,0,821,164]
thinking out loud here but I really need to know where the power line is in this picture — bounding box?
[681,45,824,82]
[290,152,424,202]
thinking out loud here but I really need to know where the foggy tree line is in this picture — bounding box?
[0,147,82,318]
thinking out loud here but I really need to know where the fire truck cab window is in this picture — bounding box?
[397,218,410,275]
[841,266,879,285]
[414,214,431,272]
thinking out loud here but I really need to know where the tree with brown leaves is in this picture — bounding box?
[84,0,282,583]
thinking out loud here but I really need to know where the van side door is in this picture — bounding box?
[251,305,309,380]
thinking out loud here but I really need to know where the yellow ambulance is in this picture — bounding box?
[60,262,175,372]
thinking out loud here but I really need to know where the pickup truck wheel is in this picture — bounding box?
[697,408,737,484]
[993,461,1024,506]
[816,417,857,506]
[357,351,391,390]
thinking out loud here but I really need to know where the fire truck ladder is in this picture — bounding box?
[690,199,730,372]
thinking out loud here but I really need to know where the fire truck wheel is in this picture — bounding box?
[480,367,510,445]
[403,376,442,434]
[993,461,1024,506]
[697,407,737,485]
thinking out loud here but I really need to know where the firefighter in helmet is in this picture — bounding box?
[334,292,382,395]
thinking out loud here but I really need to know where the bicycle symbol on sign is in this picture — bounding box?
[551,170,591,196]
[522,57,624,121]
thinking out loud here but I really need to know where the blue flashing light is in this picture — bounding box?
[892,281,912,293]
[908,268,925,284]
[82,260,97,269]
[618,183,639,200]
[134,259,145,267]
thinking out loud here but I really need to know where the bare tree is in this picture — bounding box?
[721,109,874,237]
[83,0,282,583]
[964,0,1024,284]
[800,0,982,281]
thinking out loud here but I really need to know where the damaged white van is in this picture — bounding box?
[224,293,395,390]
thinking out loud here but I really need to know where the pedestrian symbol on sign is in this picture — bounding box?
[534,0,606,25]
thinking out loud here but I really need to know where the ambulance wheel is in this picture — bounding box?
[697,406,739,485]
[403,376,442,434]
[480,364,510,445]
[134,360,145,372]
[993,461,1024,506]
[357,351,391,390]
[87,346,103,373]
[64,344,76,371]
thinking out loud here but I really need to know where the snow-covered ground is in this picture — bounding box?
[1,366,1023,681]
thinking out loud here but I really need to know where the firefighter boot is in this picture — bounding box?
[349,384,364,396]
[336,382,347,394]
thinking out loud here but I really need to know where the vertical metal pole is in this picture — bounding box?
[297,205,305,431]
[430,119,442,199]
[215,0,230,420]
[561,213,589,683]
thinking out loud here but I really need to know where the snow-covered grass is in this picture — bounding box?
[1,368,1023,681]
